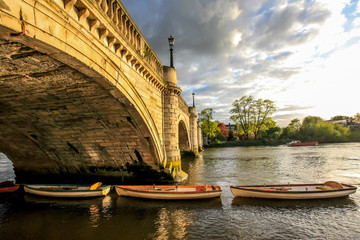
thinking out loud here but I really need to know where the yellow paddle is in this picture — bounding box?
[90,182,102,190]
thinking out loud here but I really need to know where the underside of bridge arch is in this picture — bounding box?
[0,39,169,184]
[178,120,191,152]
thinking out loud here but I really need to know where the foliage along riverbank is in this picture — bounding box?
[198,95,360,147]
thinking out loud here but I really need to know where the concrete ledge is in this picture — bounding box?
[173,170,188,182]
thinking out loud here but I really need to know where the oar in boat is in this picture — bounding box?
[90,182,102,190]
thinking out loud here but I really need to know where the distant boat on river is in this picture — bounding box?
[24,182,111,198]
[287,141,318,147]
[115,184,222,200]
[230,181,357,200]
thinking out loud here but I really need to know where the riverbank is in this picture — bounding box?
[205,139,289,148]
[205,139,360,148]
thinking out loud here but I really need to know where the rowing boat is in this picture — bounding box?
[0,181,20,193]
[230,181,357,200]
[115,184,222,200]
[24,183,111,198]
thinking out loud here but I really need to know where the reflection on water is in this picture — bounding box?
[150,208,193,240]
[231,194,357,209]
[0,143,360,239]
[89,204,100,227]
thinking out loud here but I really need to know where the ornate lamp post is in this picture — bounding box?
[168,35,175,68]
[192,92,195,107]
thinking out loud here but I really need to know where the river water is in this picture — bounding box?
[1,143,360,239]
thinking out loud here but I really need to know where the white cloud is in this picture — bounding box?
[231,29,242,46]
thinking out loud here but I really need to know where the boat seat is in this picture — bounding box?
[324,181,343,189]
[316,186,333,190]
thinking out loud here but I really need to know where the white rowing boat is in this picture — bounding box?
[24,183,111,198]
[230,181,357,200]
[115,184,222,200]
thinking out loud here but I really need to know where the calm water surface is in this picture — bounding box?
[1,143,360,239]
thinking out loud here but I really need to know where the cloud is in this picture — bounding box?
[278,105,315,112]
[122,0,360,127]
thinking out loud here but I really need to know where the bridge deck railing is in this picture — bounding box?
[63,0,164,90]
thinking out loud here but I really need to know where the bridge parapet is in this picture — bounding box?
[64,0,164,89]
[178,95,190,116]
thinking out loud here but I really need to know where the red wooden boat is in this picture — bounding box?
[0,181,20,193]
[287,141,318,147]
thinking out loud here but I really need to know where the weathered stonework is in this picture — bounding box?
[0,0,202,183]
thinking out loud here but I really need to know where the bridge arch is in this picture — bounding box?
[0,0,203,182]
[178,117,191,152]
[0,39,166,182]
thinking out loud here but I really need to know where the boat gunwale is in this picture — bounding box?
[116,185,222,195]
[24,184,110,193]
[230,183,357,194]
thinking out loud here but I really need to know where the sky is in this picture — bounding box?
[121,0,360,127]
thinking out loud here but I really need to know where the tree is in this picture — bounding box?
[199,108,219,140]
[215,132,227,142]
[230,96,254,140]
[289,118,301,132]
[230,96,276,140]
[283,118,301,139]
[300,116,323,140]
[252,99,276,139]
[299,116,350,142]
[217,123,229,138]
[331,115,354,124]
[261,119,281,140]
[331,115,348,121]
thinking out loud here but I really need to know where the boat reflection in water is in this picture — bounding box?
[231,194,357,208]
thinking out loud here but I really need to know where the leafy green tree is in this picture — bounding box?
[230,96,276,140]
[282,118,301,139]
[262,125,281,140]
[230,96,254,140]
[300,116,323,139]
[331,115,348,120]
[215,132,227,142]
[350,128,360,141]
[289,118,301,132]
[199,108,219,141]
[299,116,350,142]
[331,115,354,124]
[279,127,290,139]
[253,99,276,139]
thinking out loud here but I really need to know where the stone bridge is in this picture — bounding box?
[0,0,202,183]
